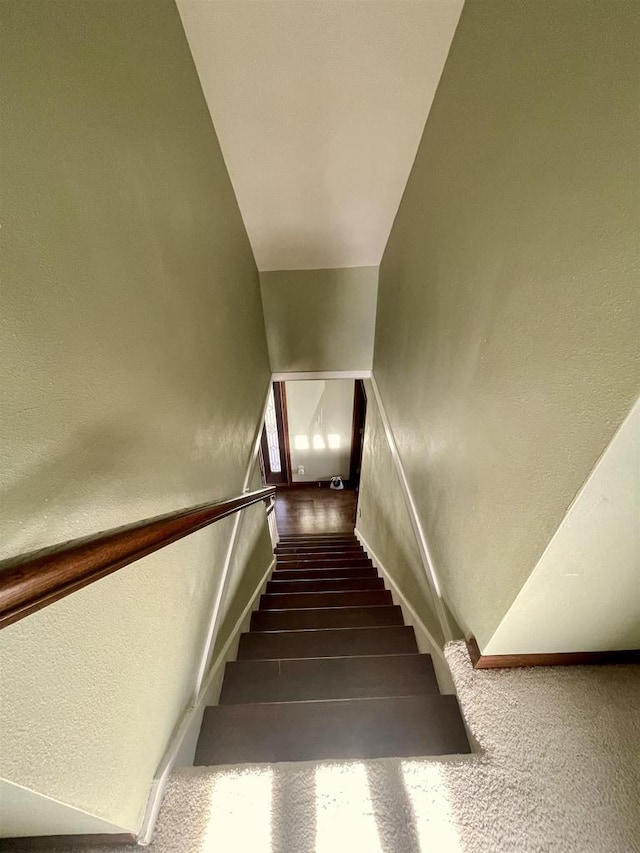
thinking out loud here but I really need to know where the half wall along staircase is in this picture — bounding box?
[195,532,471,764]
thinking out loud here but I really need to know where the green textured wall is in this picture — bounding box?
[260,267,378,372]
[373,0,640,649]
[0,0,271,835]
[356,382,445,647]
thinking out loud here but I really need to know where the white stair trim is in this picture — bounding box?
[368,374,454,643]
[354,529,455,695]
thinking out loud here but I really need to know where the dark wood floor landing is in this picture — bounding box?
[274,487,357,535]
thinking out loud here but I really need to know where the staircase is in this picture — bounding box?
[194,532,470,765]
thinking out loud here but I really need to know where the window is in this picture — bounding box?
[264,385,282,473]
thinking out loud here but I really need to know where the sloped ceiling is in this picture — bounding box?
[176,0,463,271]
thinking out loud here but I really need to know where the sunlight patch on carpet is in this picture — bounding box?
[315,762,383,853]
[202,765,273,852]
[401,761,463,852]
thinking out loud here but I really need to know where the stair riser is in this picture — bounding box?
[276,550,368,559]
[278,534,357,540]
[195,695,471,765]
[266,578,384,594]
[260,590,391,609]
[275,545,365,556]
[278,539,358,546]
[278,534,360,545]
[219,654,439,704]
[238,626,418,660]
[276,545,364,553]
[276,552,365,562]
[276,553,365,562]
[273,567,378,582]
[251,605,403,631]
[275,558,372,570]
[277,542,358,549]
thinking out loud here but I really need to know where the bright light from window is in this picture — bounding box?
[327,434,341,449]
[294,435,309,450]
[315,763,383,853]
[313,434,325,450]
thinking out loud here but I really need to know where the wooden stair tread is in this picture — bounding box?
[195,694,471,765]
[274,566,378,581]
[238,625,418,659]
[276,551,365,560]
[275,558,372,570]
[276,543,363,550]
[275,555,365,564]
[219,653,440,704]
[276,554,368,564]
[278,533,357,539]
[266,577,384,593]
[260,590,392,609]
[251,605,403,631]
[276,537,362,548]
[277,540,358,547]
[277,546,359,552]
[276,552,370,561]
[198,525,470,767]
[277,542,358,549]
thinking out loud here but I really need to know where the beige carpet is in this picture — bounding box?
[46,642,640,852]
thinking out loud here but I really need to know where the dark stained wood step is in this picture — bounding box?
[276,544,364,554]
[275,557,372,570]
[277,537,361,545]
[260,590,392,610]
[238,625,418,660]
[195,694,470,765]
[266,577,384,594]
[279,533,357,540]
[219,654,439,704]
[274,567,378,582]
[276,551,365,560]
[276,550,365,561]
[251,605,403,631]
[278,545,362,549]
[278,536,357,542]
[277,539,358,548]
[276,549,367,558]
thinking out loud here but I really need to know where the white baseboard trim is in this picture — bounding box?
[271,370,372,381]
[137,557,274,845]
[367,375,454,643]
[354,529,456,695]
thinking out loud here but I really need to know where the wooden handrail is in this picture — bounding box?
[0,486,276,630]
